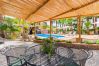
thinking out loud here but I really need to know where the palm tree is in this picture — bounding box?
[84,21,92,34]
[65,18,74,32]
[56,18,75,34]
[0,16,24,39]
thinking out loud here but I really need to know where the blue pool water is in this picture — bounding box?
[36,34,64,39]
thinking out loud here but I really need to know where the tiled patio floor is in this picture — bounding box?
[0,40,38,66]
[0,41,99,66]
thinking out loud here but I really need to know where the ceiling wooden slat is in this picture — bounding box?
[54,1,99,19]
[52,0,98,19]
[25,0,49,19]
[0,0,99,22]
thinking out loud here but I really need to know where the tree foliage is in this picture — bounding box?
[0,16,29,39]
[84,21,92,29]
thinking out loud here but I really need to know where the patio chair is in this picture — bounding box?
[22,43,80,66]
[25,44,80,66]
[20,44,54,65]
[0,37,4,44]
[54,47,80,66]
[2,46,28,66]
[22,45,51,66]
[72,49,93,66]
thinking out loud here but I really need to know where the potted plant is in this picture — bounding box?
[41,39,55,57]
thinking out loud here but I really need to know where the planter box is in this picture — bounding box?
[76,38,82,43]
[57,42,99,50]
[33,40,99,50]
[33,40,43,43]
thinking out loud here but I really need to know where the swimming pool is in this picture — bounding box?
[36,34,64,39]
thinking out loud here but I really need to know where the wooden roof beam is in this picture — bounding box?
[33,13,99,23]
[25,0,49,20]
[53,13,99,20]
[52,0,99,19]
[1,1,23,9]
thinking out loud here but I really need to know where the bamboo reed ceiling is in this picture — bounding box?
[0,0,99,22]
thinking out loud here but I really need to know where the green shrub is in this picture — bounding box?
[55,40,61,42]
[36,38,43,40]
[65,41,72,44]
[84,40,93,44]
[41,39,54,57]
[97,27,99,30]
[43,39,52,43]
[55,40,65,42]
[96,40,99,44]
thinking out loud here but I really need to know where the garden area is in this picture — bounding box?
[0,15,99,66]
[34,16,99,50]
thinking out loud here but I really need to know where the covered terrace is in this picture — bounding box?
[0,0,99,66]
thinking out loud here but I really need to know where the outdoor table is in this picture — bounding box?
[0,37,4,44]
[0,44,38,65]
[21,44,80,66]
[0,41,94,66]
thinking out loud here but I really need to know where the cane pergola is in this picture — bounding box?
[0,0,99,42]
[0,0,99,22]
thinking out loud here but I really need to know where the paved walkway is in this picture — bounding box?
[0,40,99,66]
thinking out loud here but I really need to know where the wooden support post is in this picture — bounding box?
[56,20,57,33]
[50,19,52,39]
[77,16,82,43]
[93,17,97,34]
[34,23,36,39]
[0,14,3,22]
[0,14,5,38]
